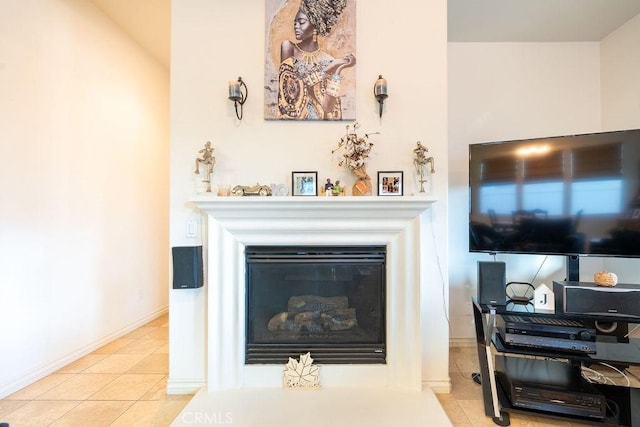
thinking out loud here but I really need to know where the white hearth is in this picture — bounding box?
[189,196,439,391]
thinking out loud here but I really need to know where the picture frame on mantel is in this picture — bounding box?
[292,171,318,196]
[377,171,403,196]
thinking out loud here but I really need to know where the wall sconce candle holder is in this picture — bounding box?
[373,75,388,118]
[228,77,248,120]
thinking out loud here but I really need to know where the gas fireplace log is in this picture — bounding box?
[287,295,349,313]
[267,311,318,332]
[267,312,296,332]
[267,308,357,332]
[321,308,358,330]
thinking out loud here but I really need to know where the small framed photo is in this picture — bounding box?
[292,171,318,196]
[378,171,403,196]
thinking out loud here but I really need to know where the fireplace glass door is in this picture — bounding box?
[245,246,386,364]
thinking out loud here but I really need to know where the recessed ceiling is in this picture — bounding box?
[448,0,640,42]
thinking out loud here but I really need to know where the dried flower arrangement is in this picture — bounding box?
[332,123,378,195]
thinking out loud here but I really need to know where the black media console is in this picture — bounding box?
[473,292,640,426]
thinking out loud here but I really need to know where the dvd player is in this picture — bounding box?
[495,355,606,420]
[497,315,596,354]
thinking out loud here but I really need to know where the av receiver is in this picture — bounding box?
[553,281,640,318]
[497,315,596,354]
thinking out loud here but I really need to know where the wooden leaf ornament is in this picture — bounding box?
[283,352,320,389]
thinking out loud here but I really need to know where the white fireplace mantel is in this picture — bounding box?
[190,195,437,391]
[188,195,435,219]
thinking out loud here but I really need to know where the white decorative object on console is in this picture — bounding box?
[534,283,555,313]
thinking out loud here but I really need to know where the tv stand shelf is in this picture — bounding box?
[494,378,633,426]
[492,333,640,366]
[473,297,640,426]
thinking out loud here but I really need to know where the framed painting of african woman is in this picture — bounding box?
[264,0,357,121]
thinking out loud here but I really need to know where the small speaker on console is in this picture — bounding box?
[478,261,506,305]
[172,246,204,289]
[553,281,640,319]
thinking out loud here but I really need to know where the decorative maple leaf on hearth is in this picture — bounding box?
[283,352,320,388]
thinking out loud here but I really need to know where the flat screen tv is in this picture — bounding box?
[469,129,640,278]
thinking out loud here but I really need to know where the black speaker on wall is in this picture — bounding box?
[477,261,506,305]
[172,246,204,289]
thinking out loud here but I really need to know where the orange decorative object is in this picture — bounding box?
[594,271,618,287]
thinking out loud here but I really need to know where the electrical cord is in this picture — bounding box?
[606,399,620,420]
[599,362,631,386]
[626,368,640,382]
[582,363,630,386]
[624,323,640,338]
[427,208,449,324]
[582,366,616,385]
[529,255,548,285]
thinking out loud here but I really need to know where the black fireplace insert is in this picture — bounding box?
[245,246,386,364]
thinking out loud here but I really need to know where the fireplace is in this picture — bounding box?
[245,245,386,364]
[183,196,445,392]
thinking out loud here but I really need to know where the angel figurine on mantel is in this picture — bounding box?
[195,141,216,192]
[413,141,435,193]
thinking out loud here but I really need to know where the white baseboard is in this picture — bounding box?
[424,378,452,394]
[0,306,168,399]
[167,379,205,395]
[449,337,475,347]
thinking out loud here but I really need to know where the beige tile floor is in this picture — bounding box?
[440,346,640,426]
[3,317,638,426]
[0,314,192,427]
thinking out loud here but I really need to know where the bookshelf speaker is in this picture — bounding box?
[172,246,204,289]
[478,261,506,305]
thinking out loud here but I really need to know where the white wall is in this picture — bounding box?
[0,0,169,397]
[447,43,602,341]
[601,14,640,132]
[169,0,449,391]
[600,14,640,279]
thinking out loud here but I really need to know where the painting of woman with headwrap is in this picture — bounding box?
[264,0,356,120]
